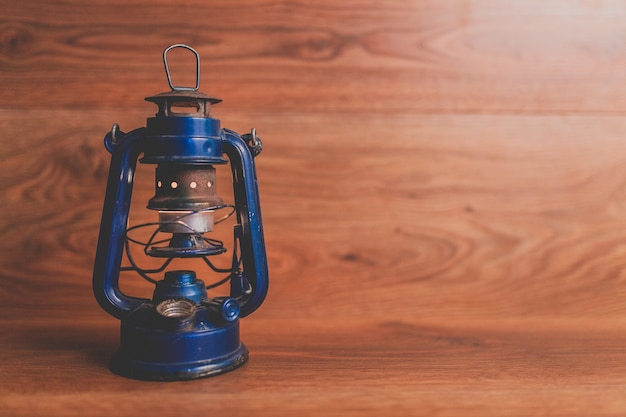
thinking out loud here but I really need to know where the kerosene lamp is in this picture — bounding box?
[93,44,268,380]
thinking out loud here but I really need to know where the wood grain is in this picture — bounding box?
[2,318,626,417]
[2,0,626,415]
[3,0,626,113]
[2,109,626,321]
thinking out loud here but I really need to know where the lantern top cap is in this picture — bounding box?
[144,90,222,105]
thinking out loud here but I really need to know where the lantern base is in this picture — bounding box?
[110,343,248,381]
[109,303,248,381]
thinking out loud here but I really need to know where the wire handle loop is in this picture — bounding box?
[163,44,200,91]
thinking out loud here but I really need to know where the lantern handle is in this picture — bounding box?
[163,44,200,92]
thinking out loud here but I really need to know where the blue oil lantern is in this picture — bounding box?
[93,44,268,381]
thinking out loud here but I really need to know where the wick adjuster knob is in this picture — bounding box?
[204,298,241,322]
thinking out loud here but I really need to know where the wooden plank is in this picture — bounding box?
[2,0,626,113]
[1,318,626,416]
[2,109,626,323]
[3,1,626,414]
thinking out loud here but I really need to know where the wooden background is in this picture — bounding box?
[2,0,626,415]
